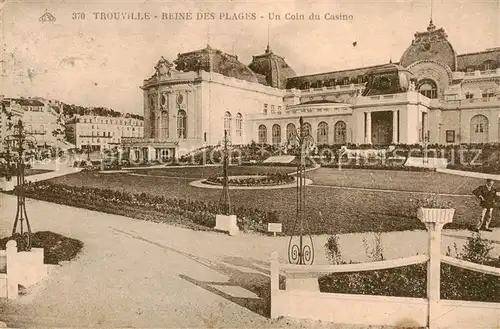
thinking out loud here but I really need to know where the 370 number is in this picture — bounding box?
[72,12,86,20]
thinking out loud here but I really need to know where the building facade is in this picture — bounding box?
[1,97,67,148]
[0,96,24,152]
[127,20,500,160]
[66,114,144,150]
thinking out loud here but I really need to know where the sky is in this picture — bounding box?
[0,0,498,115]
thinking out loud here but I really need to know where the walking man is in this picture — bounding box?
[472,179,499,232]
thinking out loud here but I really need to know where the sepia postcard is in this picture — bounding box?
[0,0,499,328]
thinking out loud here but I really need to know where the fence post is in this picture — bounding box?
[426,222,443,329]
[6,240,18,299]
[270,251,279,319]
[418,208,454,329]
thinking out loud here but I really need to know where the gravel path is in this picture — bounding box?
[0,194,374,328]
[1,193,498,328]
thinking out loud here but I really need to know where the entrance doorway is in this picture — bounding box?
[371,111,393,145]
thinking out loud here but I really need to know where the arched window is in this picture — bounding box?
[286,123,297,145]
[224,111,232,136]
[258,124,267,143]
[302,122,312,137]
[236,113,242,136]
[272,124,281,145]
[418,79,438,99]
[317,121,328,144]
[470,115,489,143]
[177,110,186,139]
[334,121,347,144]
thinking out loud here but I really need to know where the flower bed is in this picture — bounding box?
[205,173,294,186]
[0,231,83,265]
[17,181,280,233]
[321,163,434,172]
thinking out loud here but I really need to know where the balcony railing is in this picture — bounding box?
[463,68,500,78]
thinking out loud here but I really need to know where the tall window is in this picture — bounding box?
[272,124,281,145]
[418,79,438,99]
[258,124,267,143]
[470,115,489,143]
[224,111,232,136]
[177,110,186,139]
[482,60,497,71]
[236,113,242,136]
[161,112,169,139]
[286,123,296,145]
[317,121,328,144]
[334,121,347,144]
[302,122,312,137]
[263,104,268,115]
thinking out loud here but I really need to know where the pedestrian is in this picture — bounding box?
[472,179,500,232]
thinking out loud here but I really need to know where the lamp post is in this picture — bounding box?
[4,119,36,251]
[219,129,232,215]
[287,116,315,265]
[87,142,91,161]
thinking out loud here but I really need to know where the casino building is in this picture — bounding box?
[123,20,500,161]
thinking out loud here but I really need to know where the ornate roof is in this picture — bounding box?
[399,20,457,71]
[285,63,386,89]
[457,48,500,71]
[174,46,259,83]
[248,45,296,89]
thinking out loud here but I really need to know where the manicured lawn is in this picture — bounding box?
[129,165,296,178]
[308,168,485,195]
[46,167,495,235]
[26,169,53,176]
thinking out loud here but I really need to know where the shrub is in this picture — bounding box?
[20,181,279,233]
[325,235,343,265]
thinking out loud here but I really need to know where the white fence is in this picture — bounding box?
[270,211,500,329]
[0,240,49,299]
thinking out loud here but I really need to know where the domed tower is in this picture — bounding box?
[399,20,456,99]
[400,20,457,71]
[362,62,415,96]
[248,45,297,89]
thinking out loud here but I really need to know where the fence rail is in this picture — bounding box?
[441,255,500,277]
[270,213,500,328]
[280,254,429,276]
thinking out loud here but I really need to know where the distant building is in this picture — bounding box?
[66,114,144,151]
[0,95,24,152]
[2,97,66,148]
